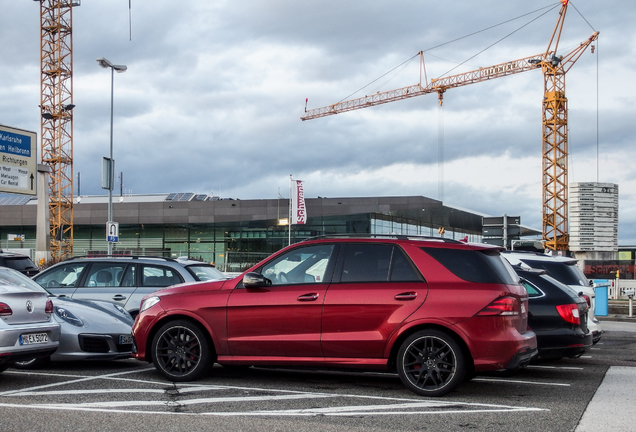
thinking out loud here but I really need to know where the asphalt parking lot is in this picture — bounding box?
[1,321,634,432]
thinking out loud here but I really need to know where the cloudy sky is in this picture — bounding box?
[1,1,635,243]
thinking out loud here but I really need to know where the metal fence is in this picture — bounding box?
[605,279,636,299]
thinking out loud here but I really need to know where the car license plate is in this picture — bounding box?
[119,334,133,344]
[19,333,49,345]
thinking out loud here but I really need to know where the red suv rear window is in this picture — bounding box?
[421,247,519,284]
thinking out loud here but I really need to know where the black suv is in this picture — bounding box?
[0,250,40,276]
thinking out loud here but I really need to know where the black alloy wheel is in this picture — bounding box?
[397,329,466,396]
[151,320,214,381]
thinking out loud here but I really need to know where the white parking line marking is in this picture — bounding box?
[0,396,547,417]
[240,407,547,417]
[473,378,570,387]
[30,393,336,409]
[0,368,156,397]
[7,384,229,397]
[527,365,584,370]
[9,389,167,397]
[0,369,549,418]
[247,401,543,415]
[0,401,549,417]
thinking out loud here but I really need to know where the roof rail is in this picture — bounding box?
[501,250,547,257]
[0,250,30,257]
[511,263,547,274]
[62,255,179,262]
[306,233,462,243]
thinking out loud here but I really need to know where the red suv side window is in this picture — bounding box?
[261,244,335,285]
[337,243,422,283]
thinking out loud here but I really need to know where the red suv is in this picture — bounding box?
[132,236,537,396]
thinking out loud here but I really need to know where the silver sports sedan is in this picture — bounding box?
[0,267,134,369]
[0,268,60,372]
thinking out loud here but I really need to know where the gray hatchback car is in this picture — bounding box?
[33,256,227,318]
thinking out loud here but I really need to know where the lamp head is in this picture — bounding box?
[96,57,113,69]
[97,57,127,73]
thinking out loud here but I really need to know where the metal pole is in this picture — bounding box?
[108,66,114,256]
[288,175,292,247]
[97,58,126,257]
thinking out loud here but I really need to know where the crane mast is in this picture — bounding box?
[38,0,76,259]
[538,3,597,251]
[301,1,598,252]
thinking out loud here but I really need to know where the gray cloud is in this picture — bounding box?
[2,0,635,243]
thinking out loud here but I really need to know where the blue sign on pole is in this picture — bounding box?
[0,125,37,196]
[106,221,119,243]
[0,130,32,157]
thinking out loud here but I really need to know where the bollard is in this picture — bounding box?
[626,290,635,317]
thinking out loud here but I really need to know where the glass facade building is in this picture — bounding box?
[0,194,511,271]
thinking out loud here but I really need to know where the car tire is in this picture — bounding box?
[151,320,215,382]
[396,329,466,397]
[11,356,50,370]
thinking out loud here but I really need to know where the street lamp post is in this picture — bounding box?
[97,57,126,256]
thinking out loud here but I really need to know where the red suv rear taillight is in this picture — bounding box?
[45,299,54,314]
[477,296,520,316]
[556,304,581,325]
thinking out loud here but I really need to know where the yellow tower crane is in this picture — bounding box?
[36,0,79,259]
[301,0,598,252]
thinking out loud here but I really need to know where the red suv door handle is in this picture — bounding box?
[298,293,319,301]
[394,292,417,301]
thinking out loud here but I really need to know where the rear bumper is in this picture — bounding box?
[0,322,61,365]
[0,346,59,365]
[506,345,538,370]
[592,330,603,344]
[455,317,538,372]
[536,331,593,359]
[588,318,603,344]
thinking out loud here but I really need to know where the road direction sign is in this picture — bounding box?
[0,125,37,196]
[106,221,119,243]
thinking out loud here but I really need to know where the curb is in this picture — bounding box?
[597,315,636,322]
